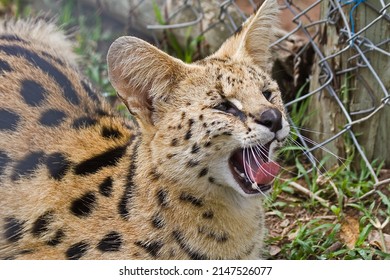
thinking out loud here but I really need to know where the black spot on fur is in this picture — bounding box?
[66,241,89,260]
[198,226,228,243]
[184,130,192,140]
[0,151,10,177]
[134,240,163,258]
[70,192,96,217]
[6,251,26,259]
[0,45,80,105]
[216,83,225,97]
[166,153,176,159]
[99,177,113,197]
[149,168,161,181]
[202,210,214,219]
[40,51,65,66]
[97,232,122,252]
[96,109,110,116]
[204,141,212,147]
[118,140,139,219]
[209,57,228,64]
[180,193,203,207]
[151,213,165,229]
[191,144,200,154]
[31,211,53,237]
[157,189,169,208]
[20,80,47,107]
[18,249,34,256]
[101,127,122,139]
[208,177,215,183]
[0,58,12,73]
[118,195,129,219]
[199,168,208,178]
[47,229,65,246]
[39,109,66,127]
[171,138,179,147]
[3,217,24,242]
[81,80,99,102]
[186,160,199,168]
[46,153,71,180]
[0,109,20,131]
[172,231,208,260]
[0,34,26,42]
[74,145,127,175]
[72,116,97,129]
[11,151,45,181]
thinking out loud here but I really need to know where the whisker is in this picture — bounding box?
[248,145,288,200]
[253,140,299,177]
[241,142,270,198]
[290,132,347,162]
[287,137,334,177]
[291,126,336,135]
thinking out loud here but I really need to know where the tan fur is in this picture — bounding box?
[0,0,289,259]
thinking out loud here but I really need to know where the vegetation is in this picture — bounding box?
[151,0,204,63]
[1,0,388,260]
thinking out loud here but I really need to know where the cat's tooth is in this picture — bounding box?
[252,182,258,190]
[234,166,246,179]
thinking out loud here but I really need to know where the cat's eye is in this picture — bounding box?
[214,101,246,121]
[263,90,272,101]
[214,101,239,115]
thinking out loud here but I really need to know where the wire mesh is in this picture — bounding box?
[128,0,390,189]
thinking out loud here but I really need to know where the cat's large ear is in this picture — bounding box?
[212,0,279,70]
[107,36,188,130]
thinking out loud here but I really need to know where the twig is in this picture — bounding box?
[354,178,390,201]
[288,181,331,208]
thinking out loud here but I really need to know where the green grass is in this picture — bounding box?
[56,0,129,116]
[0,0,31,17]
[152,0,204,63]
[265,131,389,259]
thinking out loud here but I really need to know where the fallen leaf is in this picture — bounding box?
[288,230,298,241]
[368,230,390,252]
[340,216,360,249]
[269,245,281,256]
[280,219,290,228]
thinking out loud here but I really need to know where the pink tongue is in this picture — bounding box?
[247,161,280,185]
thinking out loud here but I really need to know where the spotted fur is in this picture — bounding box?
[0,0,289,260]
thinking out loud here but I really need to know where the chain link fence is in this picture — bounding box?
[126,0,389,188]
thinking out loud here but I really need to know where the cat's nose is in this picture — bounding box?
[255,108,282,133]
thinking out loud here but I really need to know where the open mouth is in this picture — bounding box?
[228,142,280,195]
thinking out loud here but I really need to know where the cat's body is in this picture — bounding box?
[0,0,289,259]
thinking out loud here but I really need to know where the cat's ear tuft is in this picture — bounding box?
[212,0,279,70]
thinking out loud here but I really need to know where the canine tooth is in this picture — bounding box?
[234,167,246,178]
[251,182,258,190]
